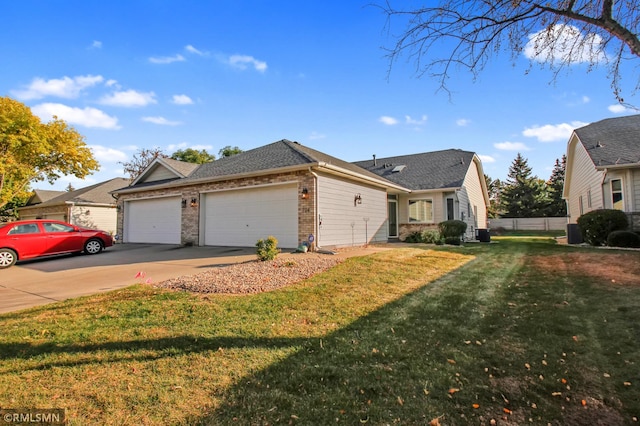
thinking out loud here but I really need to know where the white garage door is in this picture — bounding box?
[203,185,298,248]
[126,197,181,244]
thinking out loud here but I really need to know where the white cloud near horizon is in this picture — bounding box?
[142,116,182,126]
[99,90,157,107]
[524,24,608,64]
[478,154,495,163]
[522,121,588,142]
[608,104,630,113]
[90,145,128,163]
[11,75,104,100]
[379,116,399,125]
[149,54,185,64]
[405,115,427,125]
[494,141,530,151]
[32,103,120,129]
[172,94,193,105]
[456,118,470,127]
[185,45,206,56]
[228,55,267,72]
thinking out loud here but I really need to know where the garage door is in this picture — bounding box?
[203,185,298,248]
[125,197,181,244]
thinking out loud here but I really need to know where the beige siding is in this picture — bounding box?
[143,165,179,183]
[565,136,605,223]
[316,173,387,247]
[70,206,117,234]
[463,159,488,230]
[633,169,640,211]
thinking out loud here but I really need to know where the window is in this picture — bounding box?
[8,224,40,235]
[579,196,584,216]
[446,198,454,221]
[408,199,433,222]
[43,222,75,233]
[587,190,592,208]
[611,179,623,210]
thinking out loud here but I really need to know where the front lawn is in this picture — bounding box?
[1,241,639,425]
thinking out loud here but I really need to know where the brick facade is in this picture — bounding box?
[116,171,317,247]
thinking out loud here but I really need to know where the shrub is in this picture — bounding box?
[444,236,461,245]
[404,231,424,243]
[576,209,628,246]
[438,220,467,242]
[421,229,442,244]
[606,230,640,248]
[256,236,279,261]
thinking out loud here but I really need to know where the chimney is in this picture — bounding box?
[373,154,377,166]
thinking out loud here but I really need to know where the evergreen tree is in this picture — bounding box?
[500,153,547,218]
[485,174,504,218]
[546,155,567,216]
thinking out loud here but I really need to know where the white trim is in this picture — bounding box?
[198,181,298,195]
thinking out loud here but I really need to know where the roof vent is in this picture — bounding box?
[596,142,604,147]
[373,154,377,166]
[391,165,406,173]
[460,157,465,165]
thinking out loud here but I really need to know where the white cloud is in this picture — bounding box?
[524,24,608,64]
[608,104,630,114]
[494,141,530,151]
[308,131,326,140]
[32,103,120,129]
[185,45,206,56]
[405,115,427,125]
[90,145,128,162]
[456,118,470,127]
[142,116,182,126]
[12,75,104,100]
[99,90,157,107]
[167,142,188,151]
[581,96,590,104]
[172,94,193,105]
[522,121,588,142]
[478,154,495,163]
[149,54,186,64]
[228,55,268,72]
[90,40,102,49]
[190,144,213,150]
[379,116,398,125]
[105,79,119,88]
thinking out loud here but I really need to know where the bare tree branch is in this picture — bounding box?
[379,0,640,101]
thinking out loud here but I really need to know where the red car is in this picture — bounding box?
[0,220,114,268]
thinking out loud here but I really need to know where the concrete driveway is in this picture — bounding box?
[0,244,258,314]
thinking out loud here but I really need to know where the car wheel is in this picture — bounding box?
[0,248,17,268]
[84,239,103,255]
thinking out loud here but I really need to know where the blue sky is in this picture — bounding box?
[2,1,637,191]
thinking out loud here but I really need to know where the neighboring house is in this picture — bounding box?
[563,115,640,231]
[354,149,489,241]
[112,140,489,248]
[18,178,130,235]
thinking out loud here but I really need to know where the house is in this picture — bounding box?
[563,115,640,231]
[354,149,489,241]
[18,178,130,235]
[112,140,489,248]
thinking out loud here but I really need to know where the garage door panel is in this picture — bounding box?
[204,186,297,248]
[126,197,181,244]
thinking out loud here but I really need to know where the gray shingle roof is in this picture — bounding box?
[183,139,392,184]
[575,114,640,167]
[160,157,200,177]
[27,178,130,207]
[28,189,65,205]
[353,149,476,191]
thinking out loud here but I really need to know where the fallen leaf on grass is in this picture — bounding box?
[472,404,480,409]
[624,381,632,386]
[397,396,404,406]
[503,408,512,414]
[603,373,611,378]
[561,378,567,384]
[447,359,456,365]
[552,392,562,397]
[524,363,531,370]
[448,388,460,395]
[581,399,587,406]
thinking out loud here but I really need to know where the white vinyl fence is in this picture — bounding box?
[488,217,567,231]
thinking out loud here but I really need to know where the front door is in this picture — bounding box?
[388,197,398,238]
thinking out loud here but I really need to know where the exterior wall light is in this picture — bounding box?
[190,198,198,207]
[301,188,309,199]
[354,193,362,206]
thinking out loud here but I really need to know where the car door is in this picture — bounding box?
[5,223,46,259]
[42,222,83,254]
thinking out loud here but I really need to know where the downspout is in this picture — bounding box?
[67,202,74,224]
[308,168,320,250]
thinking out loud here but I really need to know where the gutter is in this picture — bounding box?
[308,168,320,250]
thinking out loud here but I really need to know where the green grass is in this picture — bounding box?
[1,241,639,425]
